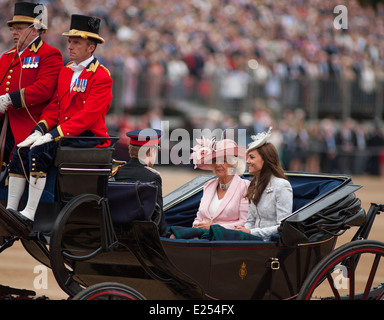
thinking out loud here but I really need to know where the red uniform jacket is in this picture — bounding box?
[0,37,63,145]
[40,57,113,147]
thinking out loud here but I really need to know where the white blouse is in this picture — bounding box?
[208,192,222,218]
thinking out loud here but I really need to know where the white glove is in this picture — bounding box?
[0,94,11,113]
[30,133,53,149]
[17,131,43,148]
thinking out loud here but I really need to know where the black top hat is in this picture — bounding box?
[62,14,104,44]
[7,2,48,30]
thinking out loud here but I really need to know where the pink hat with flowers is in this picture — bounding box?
[190,137,246,172]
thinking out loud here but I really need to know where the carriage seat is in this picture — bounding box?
[289,176,343,213]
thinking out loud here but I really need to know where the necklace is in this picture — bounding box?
[219,178,233,191]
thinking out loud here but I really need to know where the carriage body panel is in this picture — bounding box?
[162,236,336,299]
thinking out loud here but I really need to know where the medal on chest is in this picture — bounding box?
[73,79,88,92]
[22,56,39,69]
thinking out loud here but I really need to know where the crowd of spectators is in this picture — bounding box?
[107,103,384,176]
[1,0,384,175]
[1,0,384,109]
[237,106,384,176]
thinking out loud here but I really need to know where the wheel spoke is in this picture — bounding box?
[326,273,341,300]
[377,286,384,300]
[363,254,381,300]
[348,257,355,300]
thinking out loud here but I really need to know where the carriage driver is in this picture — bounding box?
[0,2,62,179]
[114,129,167,236]
[5,14,112,230]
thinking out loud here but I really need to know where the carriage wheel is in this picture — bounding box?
[72,282,146,300]
[50,194,105,297]
[297,240,384,300]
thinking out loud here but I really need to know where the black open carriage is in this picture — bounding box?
[0,141,384,300]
